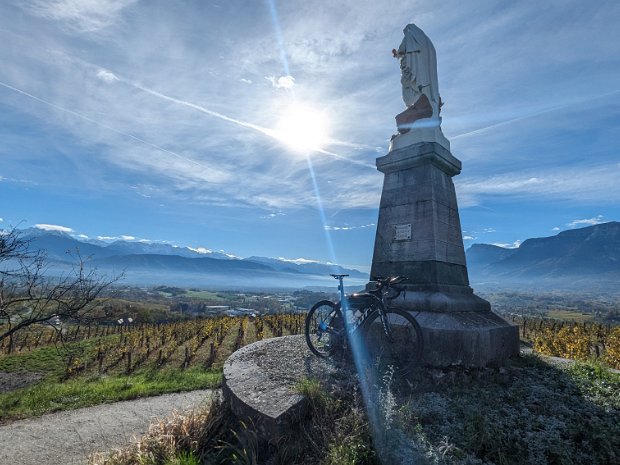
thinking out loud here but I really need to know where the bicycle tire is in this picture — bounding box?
[359,306,423,377]
[305,300,344,358]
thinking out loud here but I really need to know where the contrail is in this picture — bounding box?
[118,74,376,168]
[317,148,376,169]
[126,79,279,140]
[452,89,620,140]
[0,80,225,179]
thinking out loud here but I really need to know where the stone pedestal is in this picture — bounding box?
[370,140,519,367]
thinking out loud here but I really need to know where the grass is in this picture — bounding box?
[296,377,328,408]
[0,314,276,423]
[390,355,620,465]
[90,355,620,465]
[0,366,222,423]
[90,398,236,465]
[546,309,595,322]
[0,335,113,378]
[164,451,200,465]
[181,290,227,301]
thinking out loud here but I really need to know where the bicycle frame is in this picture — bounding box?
[330,274,393,340]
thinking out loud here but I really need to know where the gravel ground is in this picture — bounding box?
[0,389,215,465]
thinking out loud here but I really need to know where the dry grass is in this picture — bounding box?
[90,355,620,465]
[90,396,233,465]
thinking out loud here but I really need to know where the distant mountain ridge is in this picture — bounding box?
[17,228,367,287]
[15,222,620,289]
[466,222,620,281]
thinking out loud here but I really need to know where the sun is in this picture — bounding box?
[274,104,330,153]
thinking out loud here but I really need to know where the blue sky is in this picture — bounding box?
[1,0,619,271]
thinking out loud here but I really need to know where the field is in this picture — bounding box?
[93,342,620,465]
[545,309,595,321]
[2,288,620,426]
[1,291,620,465]
[0,313,305,422]
[505,314,620,368]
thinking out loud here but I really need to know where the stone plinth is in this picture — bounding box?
[371,142,467,292]
[223,335,339,440]
[370,141,519,366]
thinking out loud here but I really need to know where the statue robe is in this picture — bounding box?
[399,23,440,112]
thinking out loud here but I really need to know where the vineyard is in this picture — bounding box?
[0,313,305,386]
[3,312,620,378]
[507,314,620,369]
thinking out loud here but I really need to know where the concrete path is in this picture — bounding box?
[0,390,214,465]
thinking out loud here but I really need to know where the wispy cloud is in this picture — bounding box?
[187,246,213,254]
[266,75,295,89]
[35,223,73,233]
[566,215,605,228]
[324,223,375,231]
[0,80,231,184]
[458,164,620,207]
[95,234,169,243]
[1,0,619,267]
[23,0,137,32]
[450,90,620,141]
[277,257,320,264]
[187,247,240,259]
[492,240,522,249]
[96,69,119,83]
[261,211,286,219]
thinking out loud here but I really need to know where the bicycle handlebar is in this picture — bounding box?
[365,276,408,301]
[370,276,409,286]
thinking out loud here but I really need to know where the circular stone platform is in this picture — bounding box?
[223,335,341,439]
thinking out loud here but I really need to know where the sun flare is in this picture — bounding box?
[274,104,330,153]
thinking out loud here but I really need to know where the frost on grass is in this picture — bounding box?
[392,355,620,465]
[90,354,619,465]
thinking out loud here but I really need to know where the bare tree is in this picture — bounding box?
[0,226,121,346]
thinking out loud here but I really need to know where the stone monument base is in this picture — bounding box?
[389,123,450,152]
[389,289,519,367]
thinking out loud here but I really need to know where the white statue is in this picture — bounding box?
[393,23,442,123]
[389,23,449,152]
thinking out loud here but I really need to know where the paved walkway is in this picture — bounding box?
[0,390,214,465]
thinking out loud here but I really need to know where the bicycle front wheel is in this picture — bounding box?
[305,300,344,358]
[360,307,423,377]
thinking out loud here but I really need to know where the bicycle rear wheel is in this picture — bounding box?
[305,300,344,357]
[360,307,423,377]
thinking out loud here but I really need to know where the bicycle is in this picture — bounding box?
[305,274,423,376]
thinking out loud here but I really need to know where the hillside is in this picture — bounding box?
[466,222,620,285]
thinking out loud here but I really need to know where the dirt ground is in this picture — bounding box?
[0,389,215,465]
[0,371,44,393]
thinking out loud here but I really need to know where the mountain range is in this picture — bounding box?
[18,228,368,288]
[465,221,620,288]
[8,222,620,289]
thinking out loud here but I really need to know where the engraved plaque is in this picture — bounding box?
[393,223,412,241]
